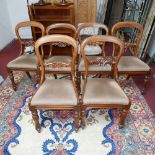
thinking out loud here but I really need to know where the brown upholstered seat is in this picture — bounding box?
[31,79,77,106]
[78,45,102,55]
[118,56,150,71]
[79,56,111,71]
[7,54,38,69]
[44,56,71,71]
[83,78,129,105]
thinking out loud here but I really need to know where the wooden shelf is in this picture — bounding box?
[28,4,75,56]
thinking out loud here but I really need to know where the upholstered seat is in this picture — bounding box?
[31,79,77,106]
[78,56,111,71]
[78,45,102,55]
[118,56,150,72]
[44,56,72,71]
[83,78,129,105]
[7,54,38,69]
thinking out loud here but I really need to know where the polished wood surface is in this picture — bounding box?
[29,35,79,132]
[111,22,151,94]
[7,21,45,91]
[80,35,131,129]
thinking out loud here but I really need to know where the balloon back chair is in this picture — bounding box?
[45,23,77,78]
[80,35,131,129]
[29,35,79,132]
[6,21,45,90]
[111,22,151,94]
[77,23,109,94]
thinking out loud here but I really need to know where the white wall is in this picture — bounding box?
[6,0,38,38]
[0,0,14,50]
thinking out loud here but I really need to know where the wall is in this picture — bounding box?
[6,0,37,38]
[0,0,14,50]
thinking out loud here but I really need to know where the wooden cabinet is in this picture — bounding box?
[28,5,75,56]
[28,5,75,39]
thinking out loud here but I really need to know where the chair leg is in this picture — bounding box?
[7,69,17,91]
[119,105,130,129]
[77,72,81,95]
[30,107,41,133]
[53,74,57,79]
[26,72,32,79]
[81,108,86,129]
[142,75,150,95]
[73,107,79,132]
[126,75,130,80]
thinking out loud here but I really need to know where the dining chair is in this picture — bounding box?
[6,21,45,90]
[29,35,79,132]
[45,23,77,78]
[76,23,109,94]
[111,22,151,94]
[80,35,131,129]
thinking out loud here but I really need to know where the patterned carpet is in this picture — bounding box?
[0,72,155,155]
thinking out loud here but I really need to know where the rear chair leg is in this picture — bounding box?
[26,72,32,79]
[76,72,81,95]
[7,69,17,91]
[142,75,150,95]
[30,107,41,133]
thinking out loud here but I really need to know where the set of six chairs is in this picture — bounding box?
[6,21,151,132]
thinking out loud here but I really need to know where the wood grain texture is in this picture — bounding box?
[44,0,97,25]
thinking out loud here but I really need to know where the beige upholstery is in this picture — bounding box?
[83,78,129,105]
[45,56,72,71]
[78,45,102,55]
[7,54,38,69]
[118,56,150,72]
[79,56,111,71]
[31,79,77,106]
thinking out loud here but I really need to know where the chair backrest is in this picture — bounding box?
[111,22,143,56]
[35,34,78,84]
[46,23,77,38]
[15,21,45,55]
[45,23,77,57]
[80,35,124,78]
[77,23,109,43]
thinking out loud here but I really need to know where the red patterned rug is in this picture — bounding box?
[0,72,155,155]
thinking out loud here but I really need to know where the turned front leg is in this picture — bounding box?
[30,108,41,133]
[7,69,17,91]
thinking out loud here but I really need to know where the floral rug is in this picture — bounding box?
[0,72,155,155]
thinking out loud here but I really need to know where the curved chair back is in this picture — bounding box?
[77,23,109,43]
[77,23,109,56]
[35,34,78,84]
[15,21,45,55]
[46,23,77,38]
[80,35,124,79]
[111,22,143,56]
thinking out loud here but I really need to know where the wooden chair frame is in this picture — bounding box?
[45,23,77,78]
[29,35,79,132]
[76,23,109,94]
[80,35,131,129]
[111,22,151,94]
[6,21,45,90]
